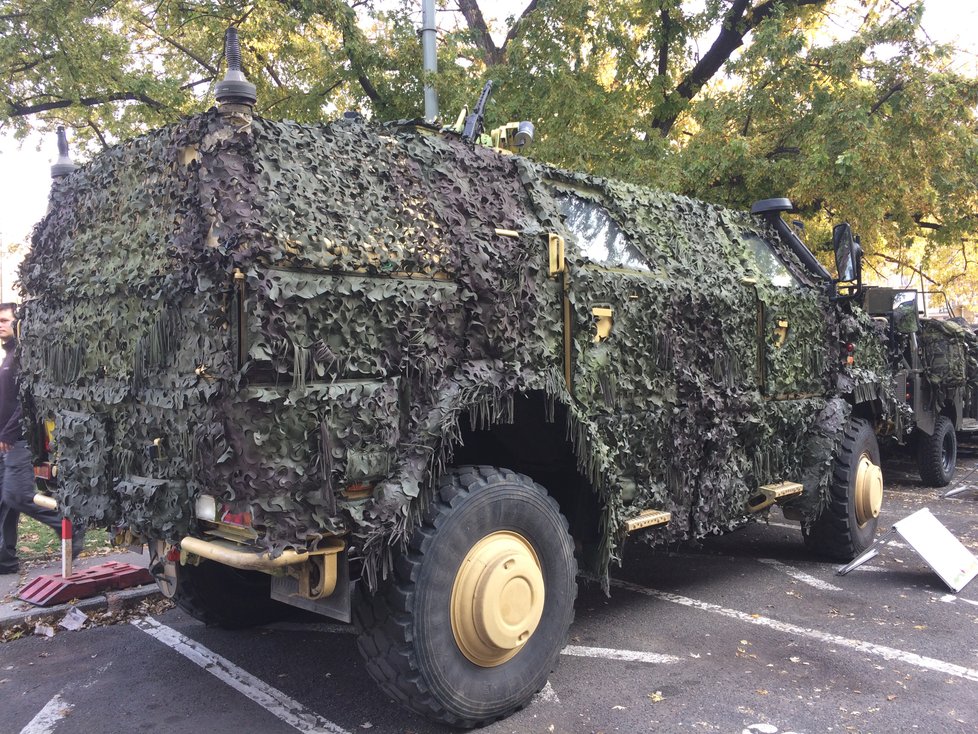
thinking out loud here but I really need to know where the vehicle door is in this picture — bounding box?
[536,181,757,536]
[743,230,829,400]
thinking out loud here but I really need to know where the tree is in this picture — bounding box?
[2,1,976,308]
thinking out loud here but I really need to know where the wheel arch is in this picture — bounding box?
[444,390,610,578]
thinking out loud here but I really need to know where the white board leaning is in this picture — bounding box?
[836,507,978,593]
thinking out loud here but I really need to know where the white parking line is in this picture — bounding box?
[133,617,349,734]
[757,558,843,591]
[562,645,680,664]
[611,579,978,683]
[266,621,680,665]
[761,521,908,549]
[940,593,978,607]
[19,694,73,734]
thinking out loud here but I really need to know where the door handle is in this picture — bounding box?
[773,318,789,348]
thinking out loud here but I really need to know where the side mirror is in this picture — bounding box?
[833,222,861,283]
[892,291,919,334]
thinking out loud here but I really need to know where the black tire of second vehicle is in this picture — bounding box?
[803,417,881,561]
[173,558,292,629]
[917,415,957,487]
[353,466,578,728]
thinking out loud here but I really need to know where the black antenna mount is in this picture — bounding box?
[215,27,257,107]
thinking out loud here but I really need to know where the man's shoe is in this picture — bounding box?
[0,564,19,575]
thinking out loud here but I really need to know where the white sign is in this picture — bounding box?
[837,507,978,592]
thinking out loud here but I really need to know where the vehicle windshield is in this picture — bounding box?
[555,191,651,272]
[745,234,798,288]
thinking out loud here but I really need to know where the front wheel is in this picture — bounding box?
[917,416,957,487]
[804,418,882,561]
[353,466,578,728]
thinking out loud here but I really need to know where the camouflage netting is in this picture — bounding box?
[19,107,893,587]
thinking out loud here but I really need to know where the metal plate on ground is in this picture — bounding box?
[838,507,978,592]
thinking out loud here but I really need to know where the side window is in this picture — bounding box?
[554,190,651,272]
[745,234,799,288]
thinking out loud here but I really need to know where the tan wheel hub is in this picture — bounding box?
[450,530,545,667]
[854,452,883,527]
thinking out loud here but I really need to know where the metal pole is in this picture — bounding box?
[920,270,928,316]
[421,0,438,121]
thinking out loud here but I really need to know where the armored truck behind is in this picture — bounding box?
[858,286,978,485]
[22,94,896,726]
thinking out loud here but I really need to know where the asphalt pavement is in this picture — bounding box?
[2,443,978,734]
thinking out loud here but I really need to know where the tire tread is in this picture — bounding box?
[353,465,577,728]
[804,418,879,561]
[917,416,956,487]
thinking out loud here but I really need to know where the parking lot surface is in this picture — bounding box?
[4,444,978,734]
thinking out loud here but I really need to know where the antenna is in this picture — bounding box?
[215,27,257,108]
[51,126,77,178]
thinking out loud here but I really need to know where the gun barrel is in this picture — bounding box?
[462,81,494,141]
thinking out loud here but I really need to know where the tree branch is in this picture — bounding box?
[653,0,826,134]
[913,217,942,231]
[130,15,218,75]
[501,0,540,53]
[253,50,285,89]
[87,119,108,149]
[180,77,215,91]
[457,0,502,65]
[658,5,671,78]
[7,54,57,75]
[457,0,540,66]
[873,253,940,286]
[869,81,905,115]
[274,0,386,108]
[7,91,165,116]
[766,145,800,159]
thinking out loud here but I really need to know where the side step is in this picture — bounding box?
[961,418,978,434]
[623,509,671,533]
[747,481,803,513]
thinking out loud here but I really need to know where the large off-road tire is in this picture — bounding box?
[353,466,578,728]
[804,418,882,561]
[173,558,291,629]
[917,416,957,487]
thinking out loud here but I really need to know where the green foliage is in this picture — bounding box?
[17,515,110,558]
[2,0,976,301]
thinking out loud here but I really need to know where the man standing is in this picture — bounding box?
[0,303,82,574]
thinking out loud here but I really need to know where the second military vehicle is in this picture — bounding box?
[857,286,978,486]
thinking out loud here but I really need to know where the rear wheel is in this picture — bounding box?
[172,558,291,629]
[353,466,577,728]
[804,418,882,561]
[917,416,957,487]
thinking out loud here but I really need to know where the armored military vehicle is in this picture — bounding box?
[21,50,896,727]
[857,286,978,485]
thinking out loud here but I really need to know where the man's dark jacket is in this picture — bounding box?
[0,337,23,445]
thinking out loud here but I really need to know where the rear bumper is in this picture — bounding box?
[180,535,344,573]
